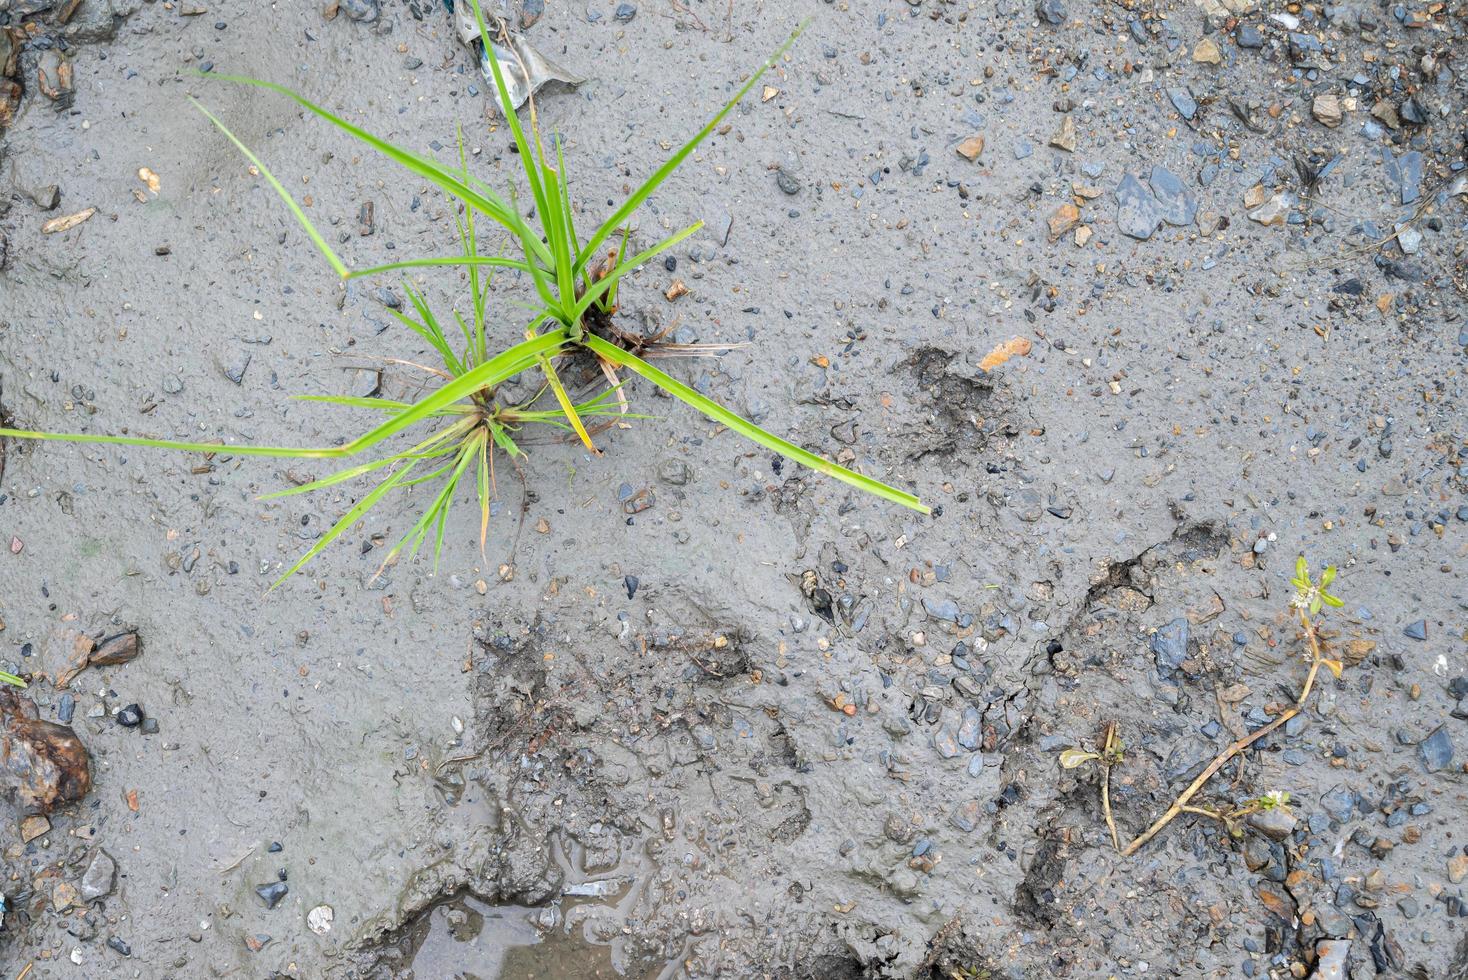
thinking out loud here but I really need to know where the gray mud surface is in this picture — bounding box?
[1,0,1466,977]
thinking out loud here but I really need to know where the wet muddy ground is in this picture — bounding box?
[1,0,1465,977]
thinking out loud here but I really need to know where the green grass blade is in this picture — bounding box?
[489,423,521,458]
[583,335,927,514]
[539,160,577,316]
[259,454,401,500]
[476,431,492,554]
[469,0,553,240]
[206,74,554,271]
[389,307,462,377]
[572,222,703,322]
[347,255,532,280]
[271,459,419,587]
[556,137,580,275]
[0,671,27,689]
[191,98,348,279]
[292,395,470,417]
[0,330,570,460]
[574,21,807,273]
[536,353,597,452]
[402,282,464,376]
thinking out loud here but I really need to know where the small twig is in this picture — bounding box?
[1121,611,1325,857]
[1101,722,1120,852]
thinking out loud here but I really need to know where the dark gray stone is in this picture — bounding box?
[1115,173,1162,240]
[1150,618,1190,674]
[1419,726,1454,772]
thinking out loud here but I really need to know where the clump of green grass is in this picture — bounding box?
[0,7,926,586]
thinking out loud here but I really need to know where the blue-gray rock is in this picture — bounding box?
[1167,86,1197,120]
[255,881,289,910]
[923,597,961,622]
[1013,140,1033,160]
[1384,149,1423,205]
[1237,24,1263,47]
[1419,726,1454,772]
[1150,618,1190,674]
[950,799,981,832]
[340,0,379,21]
[614,2,637,21]
[1320,785,1356,823]
[934,728,960,759]
[957,707,981,751]
[1115,173,1162,240]
[1148,166,1197,226]
[1403,619,1426,640]
[1035,0,1065,25]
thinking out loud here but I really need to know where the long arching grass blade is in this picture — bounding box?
[191,99,349,279]
[0,330,570,460]
[271,459,420,588]
[584,335,928,514]
[203,75,556,273]
[574,21,807,274]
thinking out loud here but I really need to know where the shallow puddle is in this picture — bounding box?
[410,894,626,980]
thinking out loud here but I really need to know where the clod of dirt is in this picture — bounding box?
[900,346,1017,462]
[0,687,91,813]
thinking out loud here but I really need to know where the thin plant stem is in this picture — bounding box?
[1102,765,1119,852]
[1120,610,1325,858]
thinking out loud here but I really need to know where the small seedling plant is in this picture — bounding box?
[1061,558,1345,856]
[0,7,926,586]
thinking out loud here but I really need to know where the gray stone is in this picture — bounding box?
[1419,725,1454,772]
[949,799,981,832]
[923,598,961,622]
[222,354,250,385]
[255,880,289,909]
[1167,86,1198,120]
[1315,939,1349,980]
[934,728,960,759]
[1384,149,1423,205]
[1148,166,1197,226]
[1247,807,1297,841]
[339,0,379,22]
[1115,173,1162,240]
[957,707,981,751]
[1150,618,1190,674]
[1320,785,1355,822]
[1035,0,1065,25]
[80,849,116,901]
[1012,487,1043,521]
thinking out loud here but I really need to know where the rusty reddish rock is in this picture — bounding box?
[1,688,91,814]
